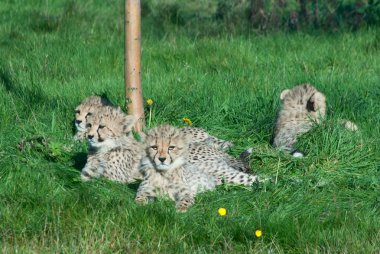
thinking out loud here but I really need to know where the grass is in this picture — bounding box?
[0,0,379,253]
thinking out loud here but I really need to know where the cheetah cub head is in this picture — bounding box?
[280,84,326,122]
[74,96,112,136]
[145,125,190,171]
[85,107,136,149]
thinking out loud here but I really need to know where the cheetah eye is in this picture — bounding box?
[86,123,92,128]
[150,145,158,150]
[86,112,93,116]
[75,110,80,114]
[99,125,106,129]
[168,146,175,150]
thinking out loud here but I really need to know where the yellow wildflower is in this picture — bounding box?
[218,208,227,216]
[255,229,262,238]
[146,99,154,128]
[146,99,153,105]
[183,117,192,126]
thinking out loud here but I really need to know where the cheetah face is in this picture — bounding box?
[85,115,114,148]
[280,84,326,121]
[74,96,112,134]
[85,109,135,148]
[146,125,190,171]
[74,104,99,132]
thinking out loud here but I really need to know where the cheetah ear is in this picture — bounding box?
[122,115,137,133]
[307,92,325,112]
[306,98,316,112]
[280,89,290,101]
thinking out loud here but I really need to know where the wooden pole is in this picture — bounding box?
[125,0,145,132]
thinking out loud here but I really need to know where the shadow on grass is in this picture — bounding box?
[72,152,87,171]
[29,1,94,34]
[0,66,60,110]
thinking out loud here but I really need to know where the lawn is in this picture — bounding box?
[0,0,379,253]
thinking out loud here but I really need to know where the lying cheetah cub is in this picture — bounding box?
[74,96,114,141]
[81,106,143,183]
[136,125,217,212]
[135,125,258,212]
[273,84,326,157]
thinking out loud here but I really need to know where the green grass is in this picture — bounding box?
[1,0,379,253]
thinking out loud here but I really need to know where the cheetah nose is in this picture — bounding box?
[88,135,94,139]
[76,120,82,124]
[158,157,166,163]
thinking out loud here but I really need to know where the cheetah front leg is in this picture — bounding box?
[80,154,100,181]
[135,180,157,205]
[173,186,194,213]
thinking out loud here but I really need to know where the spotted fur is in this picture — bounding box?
[180,127,251,172]
[180,127,233,151]
[187,143,258,184]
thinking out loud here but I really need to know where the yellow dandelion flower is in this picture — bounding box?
[183,117,192,126]
[146,99,154,105]
[255,229,262,238]
[218,208,227,216]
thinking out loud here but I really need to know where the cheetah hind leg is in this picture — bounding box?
[80,155,101,181]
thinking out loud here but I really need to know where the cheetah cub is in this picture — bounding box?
[74,96,114,141]
[136,125,216,212]
[80,106,144,183]
[135,125,258,212]
[273,84,326,157]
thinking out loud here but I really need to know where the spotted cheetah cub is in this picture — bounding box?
[136,125,216,212]
[180,127,233,151]
[273,84,326,157]
[74,96,114,141]
[80,106,143,183]
[135,125,258,212]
